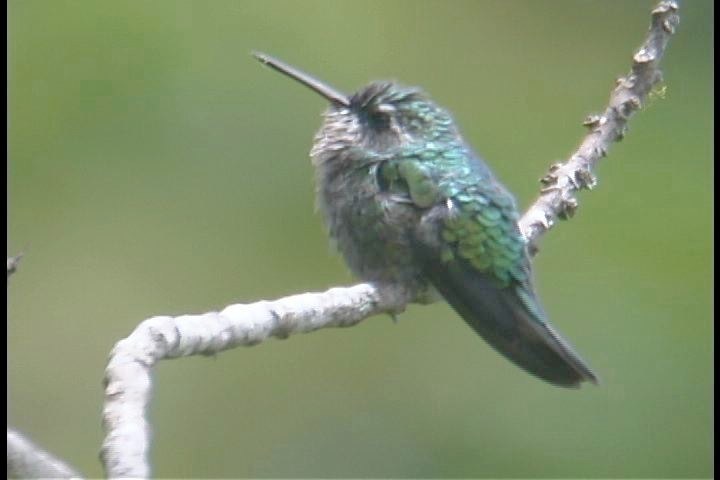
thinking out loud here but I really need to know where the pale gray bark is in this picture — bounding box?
[7,429,82,479]
[7,254,23,278]
[519,1,680,249]
[101,283,410,478]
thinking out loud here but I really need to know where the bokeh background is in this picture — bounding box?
[8,1,712,478]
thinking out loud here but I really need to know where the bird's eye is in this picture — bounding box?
[366,104,396,129]
[367,109,391,130]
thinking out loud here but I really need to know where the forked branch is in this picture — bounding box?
[100,3,680,477]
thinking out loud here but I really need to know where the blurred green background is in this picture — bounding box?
[8,1,712,478]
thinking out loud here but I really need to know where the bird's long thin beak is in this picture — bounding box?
[252,52,351,107]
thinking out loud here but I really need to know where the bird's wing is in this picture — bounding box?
[386,153,598,387]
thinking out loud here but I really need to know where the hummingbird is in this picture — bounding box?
[253,52,598,388]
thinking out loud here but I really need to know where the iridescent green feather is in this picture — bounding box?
[378,140,530,290]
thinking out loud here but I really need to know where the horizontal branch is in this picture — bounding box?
[518,0,680,247]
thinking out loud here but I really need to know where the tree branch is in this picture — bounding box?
[100,2,680,477]
[8,259,84,479]
[519,1,680,248]
[7,429,83,479]
[7,254,23,279]
[100,283,410,478]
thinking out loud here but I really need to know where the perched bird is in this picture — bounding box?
[254,52,597,388]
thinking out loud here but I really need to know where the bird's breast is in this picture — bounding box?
[314,157,425,285]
